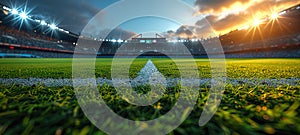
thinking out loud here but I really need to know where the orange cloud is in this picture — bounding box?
[194,0,300,35]
[194,0,253,15]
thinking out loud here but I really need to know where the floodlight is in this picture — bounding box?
[117,39,123,43]
[270,13,279,20]
[11,9,18,15]
[19,12,28,19]
[111,39,117,42]
[3,6,11,11]
[253,19,261,26]
[40,20,47,25]
[50,23,57,30]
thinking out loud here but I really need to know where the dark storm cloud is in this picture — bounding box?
[1,0,136,38]
[1,0,99,34]
[35,0,99,34]
[0,0,123,35]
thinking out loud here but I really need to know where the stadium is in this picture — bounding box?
[1,3,300,58]
[0,0,300,135]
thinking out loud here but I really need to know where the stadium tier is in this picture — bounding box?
[0,4,299,58]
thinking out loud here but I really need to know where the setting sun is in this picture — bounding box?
[253,19,262,26]
[0,0,299,134]
[271,12,279,20]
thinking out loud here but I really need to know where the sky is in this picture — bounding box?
[1,0,300,39]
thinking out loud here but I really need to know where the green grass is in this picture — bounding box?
[0,58,300,79]
[0,58,300,134]
[0,84,299,134]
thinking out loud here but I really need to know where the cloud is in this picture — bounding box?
[197,13,249,32]
[175,25,194,37]
[162,25,216,39]
[164,0,300,38]
[195,15,217,27]
[94,27,136,40]
[162,26,194,39]
[1,0,101,34]
[161,30,177,40]
[194,0,252,15]
[193,0,300,34]
[107,28,136,40]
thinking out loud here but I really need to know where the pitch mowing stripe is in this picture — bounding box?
[0,78,299,87]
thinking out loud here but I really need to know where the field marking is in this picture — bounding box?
[0,77,299,87]
[131,59,167,87]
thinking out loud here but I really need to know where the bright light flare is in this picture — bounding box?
[40,20,47,25]
[117,39,123,43]
[111,39,117,42]
[11,9,19,15]
[238,25,250,31]
[253,19,262,27]
[19,12,28,20]
[49,23,57,30]
[271,13,279,20]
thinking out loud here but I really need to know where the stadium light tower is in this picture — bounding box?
[11,9,19,15]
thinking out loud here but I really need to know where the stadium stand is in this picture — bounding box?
[0,25,75,58]
[219,4,300,57]
[0,3,299,58]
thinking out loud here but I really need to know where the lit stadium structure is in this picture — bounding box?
[0,3,299,58]
[1,5,68,33]
[1,2,300,134]
[130,34,167,44]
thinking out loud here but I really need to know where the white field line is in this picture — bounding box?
[0,77,299,87]
[1,60,299,87]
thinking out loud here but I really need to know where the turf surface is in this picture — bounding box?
[0,58,299,134]
[0,58,299,79]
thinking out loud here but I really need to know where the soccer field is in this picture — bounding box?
[0,58,299,134]
[0,58,300,79]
